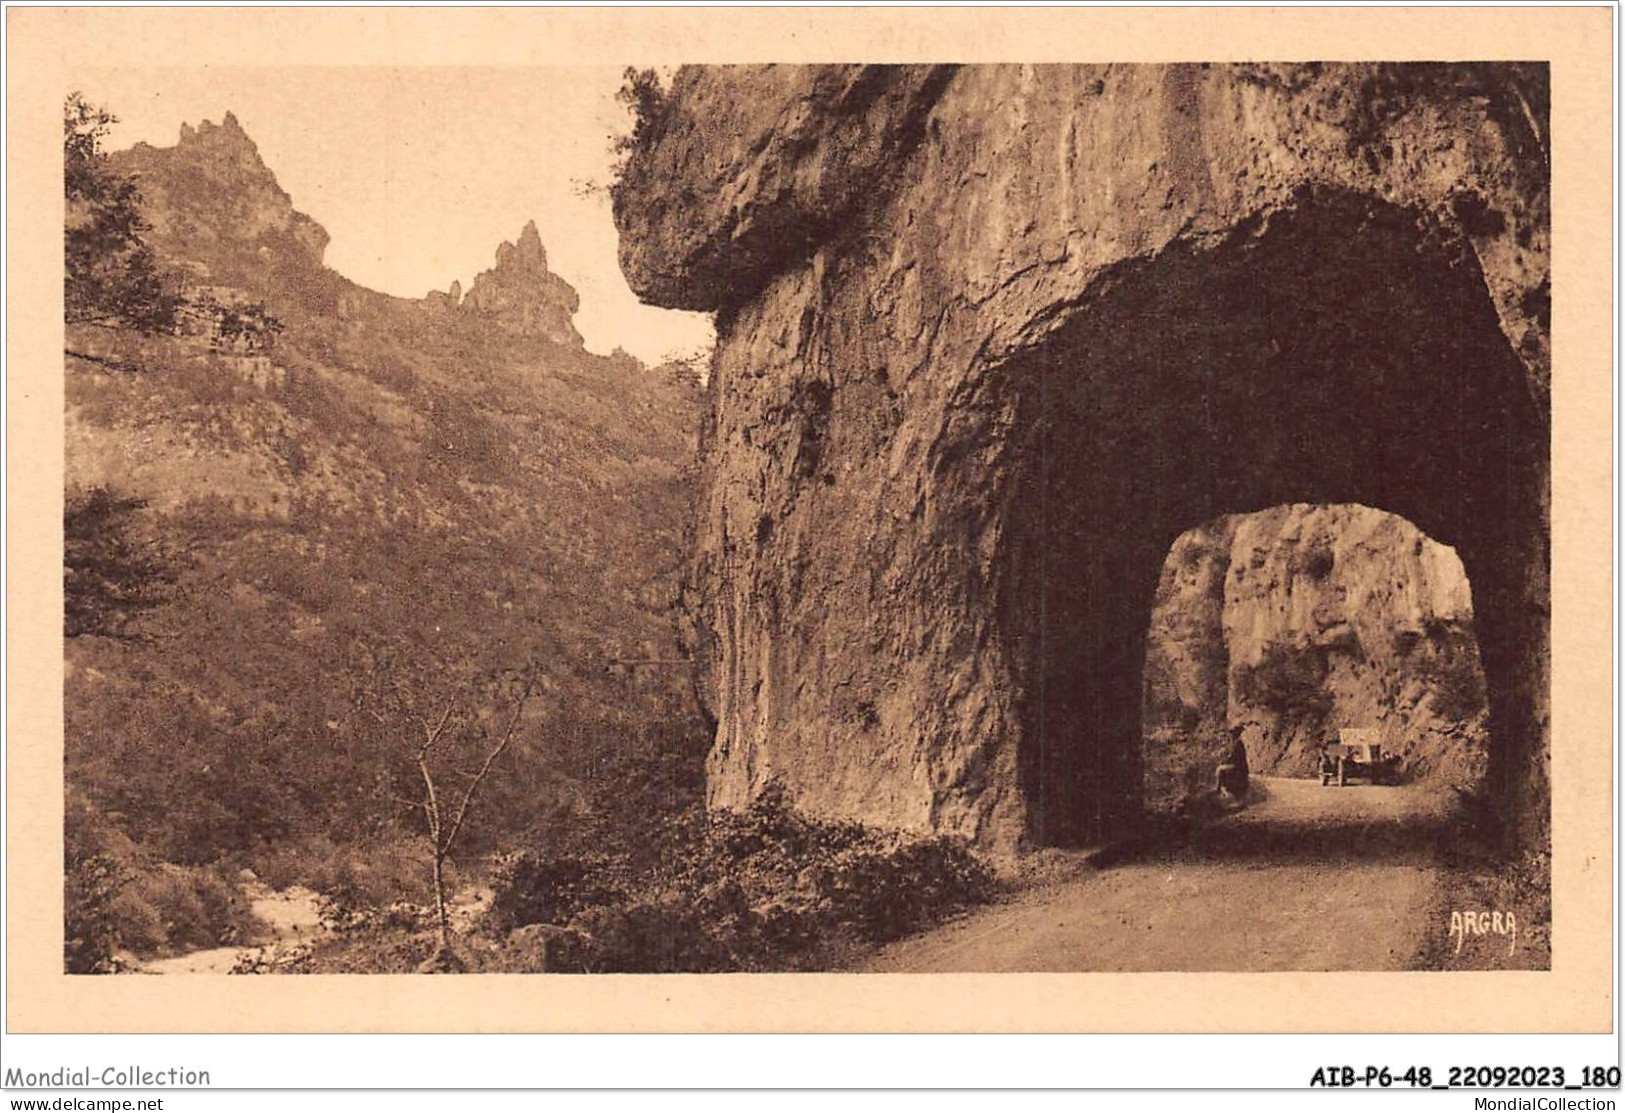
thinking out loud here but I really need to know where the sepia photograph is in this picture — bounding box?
[5,6,1613,1051]
[54,56,1556,978]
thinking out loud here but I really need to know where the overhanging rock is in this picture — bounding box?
[614,63,1550,853]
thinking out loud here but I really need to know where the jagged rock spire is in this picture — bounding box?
[461,221,582,346]
[109,109,330,269]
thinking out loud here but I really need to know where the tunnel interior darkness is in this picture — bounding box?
[995,189,1547,848]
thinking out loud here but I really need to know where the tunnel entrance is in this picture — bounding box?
[996,188,1546,849]
[1141,504,1490,817]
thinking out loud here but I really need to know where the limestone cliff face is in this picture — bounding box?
[614,66,957,312]
[1142,518,1235,814]
[1226,507,1486,785]
[615,64,1550,850]
[1144,505,1488,814]
[619,65,1548,383]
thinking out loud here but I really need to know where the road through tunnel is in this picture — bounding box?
[1141,503,1492,817]
[996,189,1547,849]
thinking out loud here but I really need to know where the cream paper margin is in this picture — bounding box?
[5,6,1613,1034]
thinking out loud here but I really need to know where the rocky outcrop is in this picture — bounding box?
[115,123,587,351]
[615,64,1550,851]
[459,221,583,346]
[113,113,330,281]
[426,280,464,309]
[613,65,958,311]
[1144,505,1488,814]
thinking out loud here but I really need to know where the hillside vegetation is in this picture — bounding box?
[64,106,711,968]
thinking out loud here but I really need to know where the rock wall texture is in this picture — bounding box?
[614,63,1550,851]
[1143,504,1488,815]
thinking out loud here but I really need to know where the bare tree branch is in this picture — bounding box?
[419,704,455,762]
[440,681,533,857]
[417,746,443,846]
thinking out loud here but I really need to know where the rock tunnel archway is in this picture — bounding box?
[996,189,1546,848]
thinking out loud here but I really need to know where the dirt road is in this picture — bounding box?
[863,777,1468,972]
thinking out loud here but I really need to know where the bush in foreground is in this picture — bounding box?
[65,790,265,971]
[484,785,998,972]
[262,785,998,975]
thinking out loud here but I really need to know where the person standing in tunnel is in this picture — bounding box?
[1216,726,1250,802]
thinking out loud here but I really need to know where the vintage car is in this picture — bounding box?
[1318,738,1402,786]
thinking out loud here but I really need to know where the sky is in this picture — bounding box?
[76,66,713,364]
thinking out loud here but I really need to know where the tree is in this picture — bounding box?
[64,93,282,360]
[64,850,130,975]
[608,68,670,204]
[355,650,545,970]
[613,67,668,155]
[657,346,709,392]
[64,487,180,639]
[64,93,183,336]
[190,291,284,352]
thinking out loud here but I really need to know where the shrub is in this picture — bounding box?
[67,785,263,962]
[496,923,594,973]
[253,835,431,911]
[1411,630,1488,724]
[484,783,998,972]
[608,68,675,206]
[613,68,669,158]
[108,862,263,956]
[1232,642,1333,719]
[65,852,131,974]
[65,788,139,972]
[484,849,629,932]
[230,940,316,975]
[569,892,723,973]
[1293,538,1336,580]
